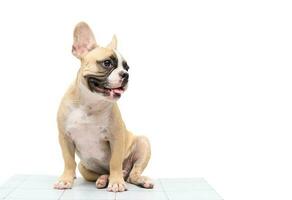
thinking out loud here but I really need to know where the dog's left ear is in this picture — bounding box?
[106,35,117,49]
[72,22,98,59]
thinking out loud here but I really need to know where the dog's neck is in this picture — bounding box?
[76,81,114,113]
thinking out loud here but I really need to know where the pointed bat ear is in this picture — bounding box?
[106,35,117,50]
[72,22,98,59]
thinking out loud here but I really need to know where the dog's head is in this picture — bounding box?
[72,22,129,100]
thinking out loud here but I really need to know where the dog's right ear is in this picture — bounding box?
[72,22,98,59]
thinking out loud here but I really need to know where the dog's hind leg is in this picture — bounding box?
[78,162,99,182]
[78,162,109,189]
[126,136,154,189]
[96,174,109,189]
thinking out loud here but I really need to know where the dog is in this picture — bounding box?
[53,22,153,192]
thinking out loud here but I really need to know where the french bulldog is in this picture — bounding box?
[53,22,153,192]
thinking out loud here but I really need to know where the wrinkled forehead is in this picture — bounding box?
[83,47,115,62]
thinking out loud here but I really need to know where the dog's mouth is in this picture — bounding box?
[85,75,127,98]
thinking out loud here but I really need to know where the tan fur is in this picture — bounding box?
[54,22,153,192]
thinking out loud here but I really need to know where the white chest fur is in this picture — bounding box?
[65,104,112,170]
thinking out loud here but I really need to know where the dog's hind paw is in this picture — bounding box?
[96,174,109,189]
[128,176,154,189]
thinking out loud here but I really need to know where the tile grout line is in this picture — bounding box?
[57,189,66,200]
[2,175,30,199]
[203,179,224,200]
[158,179,170,200]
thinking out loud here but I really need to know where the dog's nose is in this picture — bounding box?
[119,71,129,80]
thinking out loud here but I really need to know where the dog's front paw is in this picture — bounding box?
[53,176,74,190]
[107,178,127,192]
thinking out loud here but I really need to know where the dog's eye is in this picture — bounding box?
[102,60,113,68]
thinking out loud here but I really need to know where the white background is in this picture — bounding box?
[0,0,291,199]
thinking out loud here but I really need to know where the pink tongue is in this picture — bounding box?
[112,88,124,95]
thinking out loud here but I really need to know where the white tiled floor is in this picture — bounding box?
[0,175,223,200]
